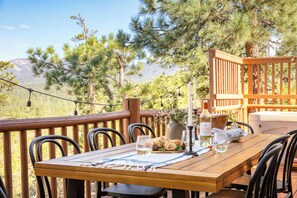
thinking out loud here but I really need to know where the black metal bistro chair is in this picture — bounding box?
[228,134,290,191]
[277,129,297,198]
[0,176,8,198]
[29,135,81,198]
[207,143,283,198]
[128,123,157,142]
[87,128,167,198]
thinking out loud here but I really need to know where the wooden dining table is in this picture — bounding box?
[34,134,281,198]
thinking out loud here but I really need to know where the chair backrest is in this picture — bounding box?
[0,176,7,198]
[226,121,254,134]
[29,135,81,198]
[87,128,126,151]
[258,134,290,163]
[128,123,156,142]
[281,129,297,192]
[246,143,283,198]
[256,135,290,179]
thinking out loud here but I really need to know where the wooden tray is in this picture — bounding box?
[152,150,184,153]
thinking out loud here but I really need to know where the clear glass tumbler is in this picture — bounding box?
[136,135,153,155]
[213,132,228,153]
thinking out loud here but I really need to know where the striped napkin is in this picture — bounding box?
[89,142,209,171]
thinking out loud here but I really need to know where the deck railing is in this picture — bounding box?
[0,98,168,198]
[209,49,297,121]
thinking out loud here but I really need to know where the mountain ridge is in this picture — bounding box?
[6,58,178,85]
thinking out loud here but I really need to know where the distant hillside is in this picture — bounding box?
[5,58,178,85]
[8,58,45,85]
[130,62,179,82]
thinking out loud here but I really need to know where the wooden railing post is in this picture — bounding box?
[247,64,254,113]
[123,98,140,142]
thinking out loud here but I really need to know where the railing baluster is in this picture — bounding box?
[61,126,68,155]
[111,120,116,144]
[3,131,13,198]
[20,129,29,198]
[102,121,108,148]
[288,62,291,107]
[73,125,79,154]
[49,128,57,198]
[83,124,91,198]
[119,119,125,142]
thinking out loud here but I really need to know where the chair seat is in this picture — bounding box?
[207,189,245,198]
[229,174,250,190]
[104,183,167,198]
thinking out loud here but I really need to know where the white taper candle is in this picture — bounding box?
[188,82,193,125]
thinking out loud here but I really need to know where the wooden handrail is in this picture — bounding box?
[244,94,297,99]
[209,49,243,64]
[0,111,130,131]
[243,56,297,64]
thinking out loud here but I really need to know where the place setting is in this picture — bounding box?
[83,134,209,172]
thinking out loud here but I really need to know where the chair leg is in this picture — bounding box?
[96,182,102,198]
[191,191,199,198]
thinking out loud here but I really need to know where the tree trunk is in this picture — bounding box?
[103,83,114,102]
[119,64,125,86]
[244,8,261,95]
[245,41,259,95]
[89,81,95,114]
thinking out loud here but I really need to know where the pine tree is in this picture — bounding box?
[132,0,297,60]
[0,61,16,105]
[131,0,297,98]
[27,15,143,114]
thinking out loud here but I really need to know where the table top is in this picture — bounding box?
[34,134,281,193]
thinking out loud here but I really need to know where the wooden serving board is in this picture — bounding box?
[152,150,184,153]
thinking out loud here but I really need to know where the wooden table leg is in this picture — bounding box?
[66,179,84,198]
[172,189,190,198]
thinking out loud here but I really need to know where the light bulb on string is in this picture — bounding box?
[74,101,78,115]
[100,105,106,113]
[178,87,181,96]
[26,88,33,107]
[160,96,163,107]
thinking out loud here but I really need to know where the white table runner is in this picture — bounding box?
[86,142,209,171]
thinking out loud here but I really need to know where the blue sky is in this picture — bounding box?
[0,0,140,61]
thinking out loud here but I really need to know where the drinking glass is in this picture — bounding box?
[213,132,228,153]
[181,130,195,149]
[136,135,153,155]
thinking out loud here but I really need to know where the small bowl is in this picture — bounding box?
[227,135,243,142]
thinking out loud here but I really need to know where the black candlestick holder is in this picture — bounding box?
[193,108,199,140]
[183,125,198,156]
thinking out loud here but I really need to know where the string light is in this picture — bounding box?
[100,105,107,113]
[0,77,121,109]
[26,88,33,107]
[178,87,181,96]
[160,96,163,107]
[74,101,78,115]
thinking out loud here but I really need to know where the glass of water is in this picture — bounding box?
[136,135,153,155]
[181,130,195,150]
[213,131,228,153]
